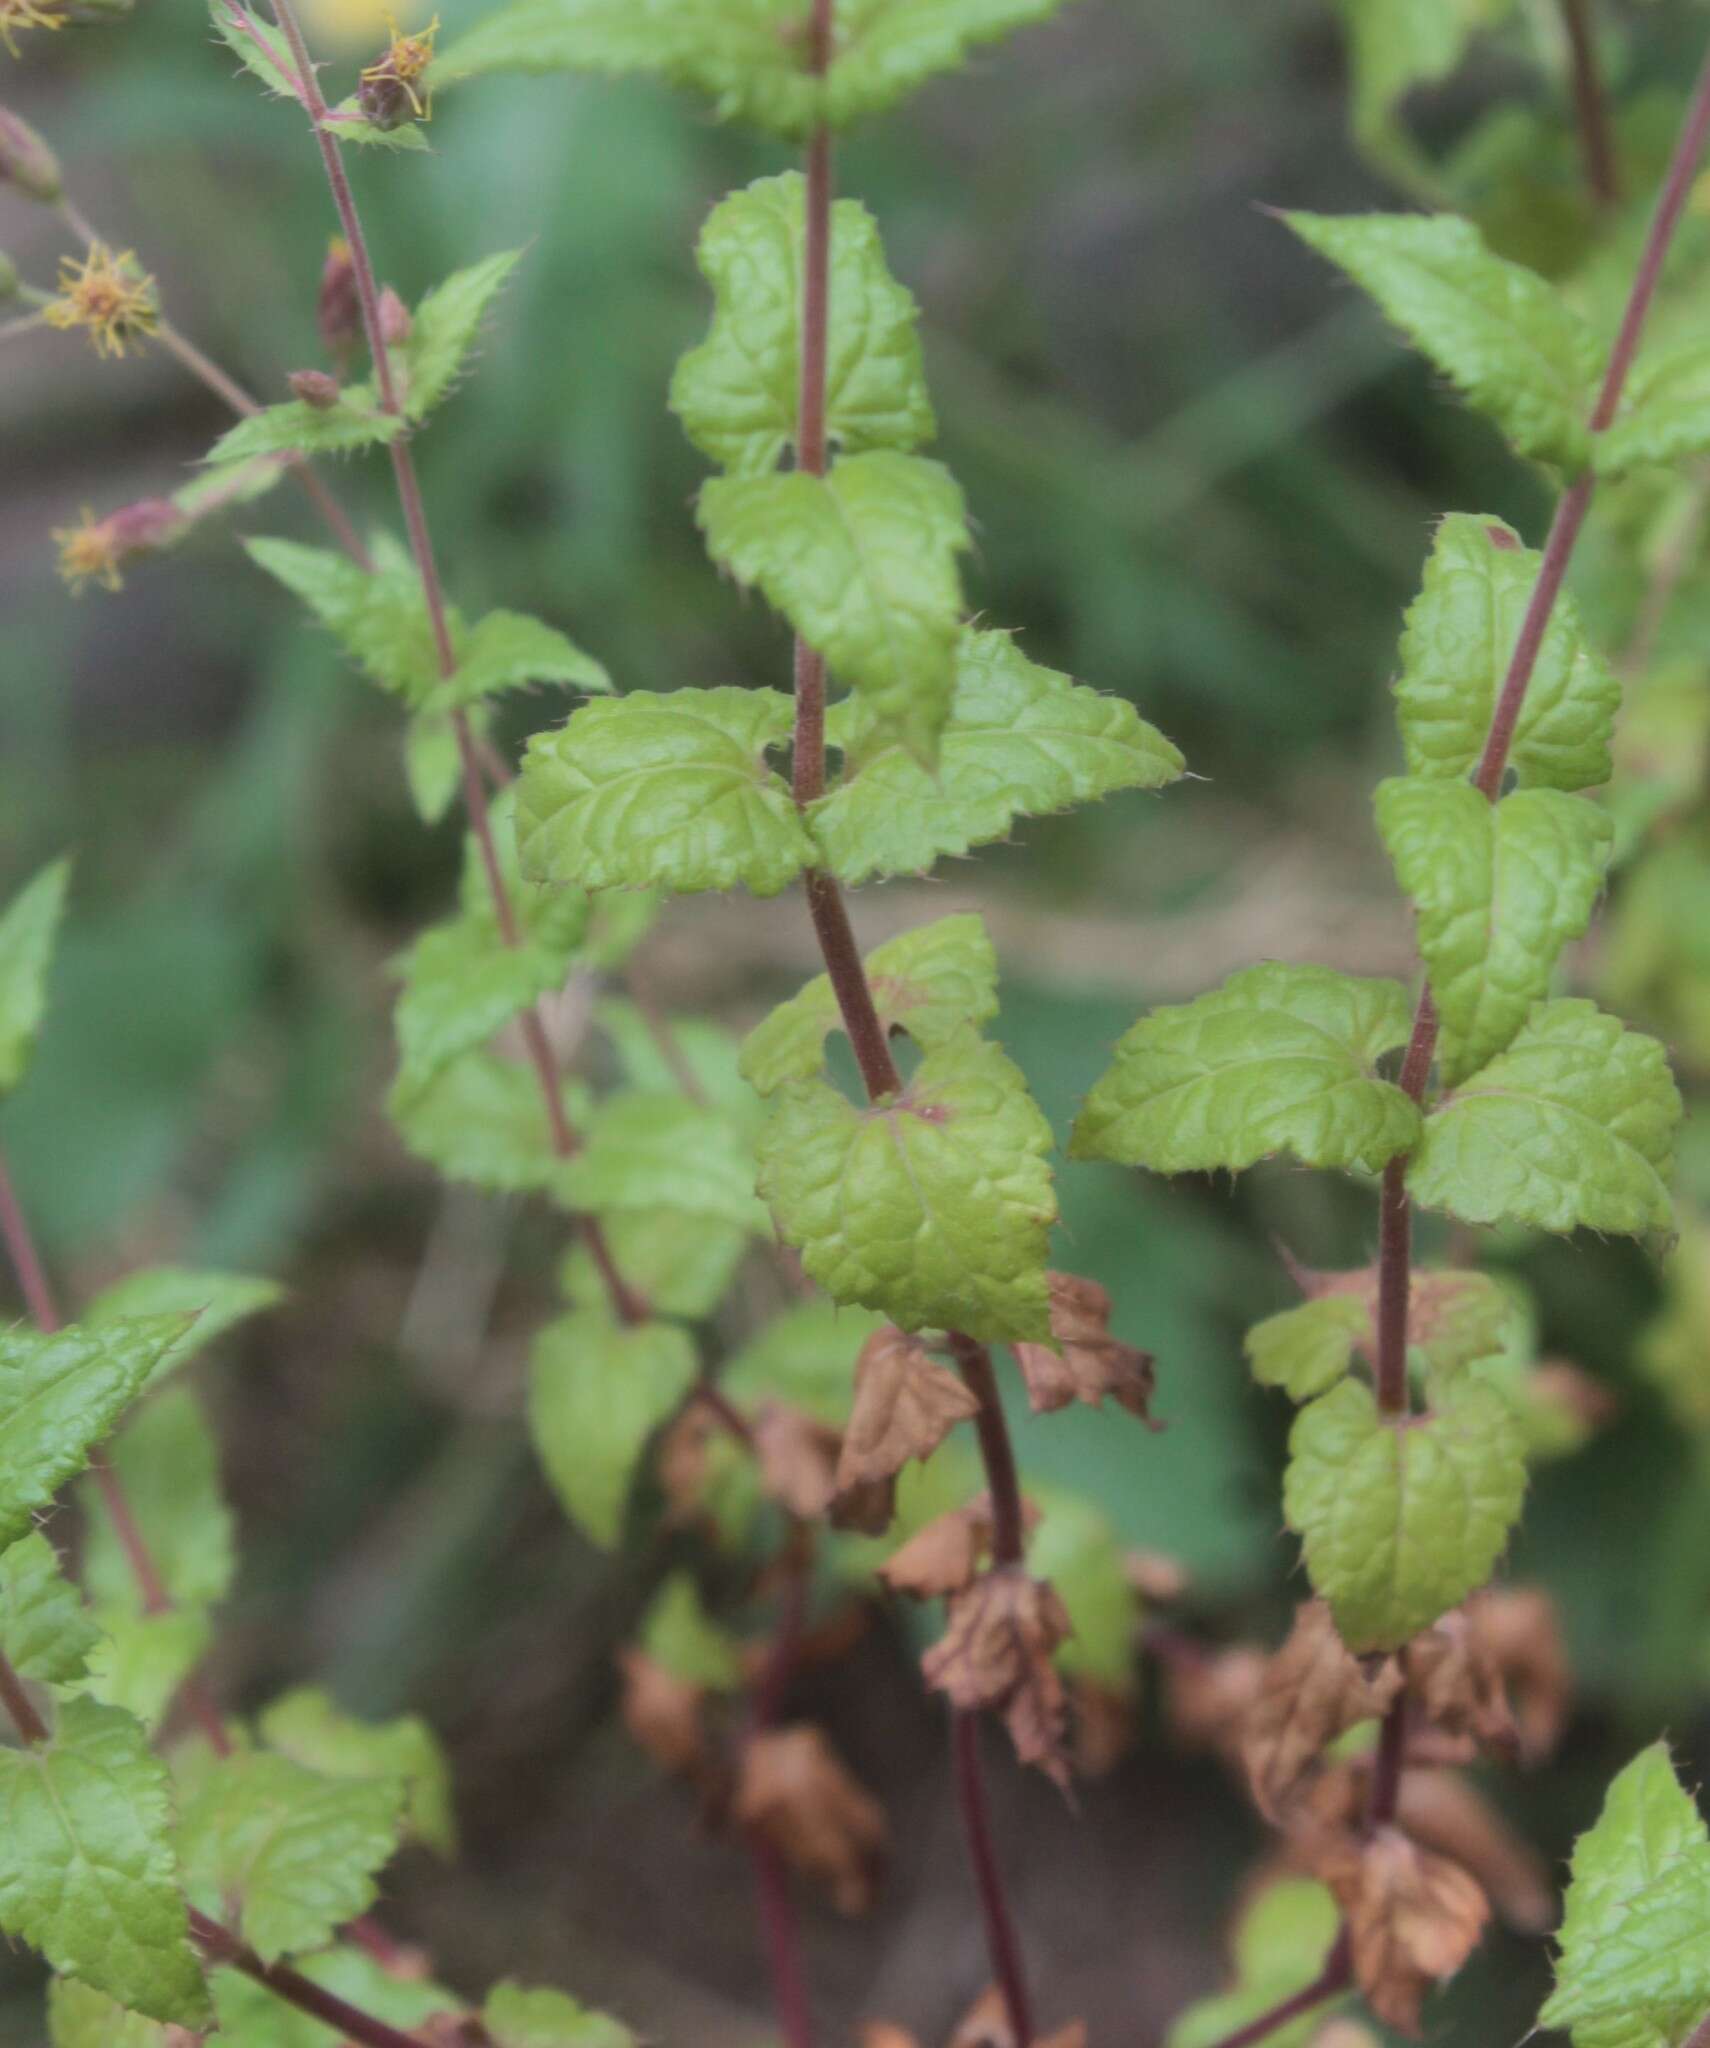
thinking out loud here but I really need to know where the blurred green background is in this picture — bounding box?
[4,0,1710,2041]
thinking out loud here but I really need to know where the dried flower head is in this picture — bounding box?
[0,0,67,58]
[53,498,184,593]
[317,236,360,362]
[357,11,437,127]
[42,241,159,359]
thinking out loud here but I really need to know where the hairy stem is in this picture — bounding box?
[189,1910,439,2048]
[1200,1931,1352,2048]
[0,1648,49,1746]
[1558,0,1619,208]
[952,1711,1035,2046]
[265,0,646,1328]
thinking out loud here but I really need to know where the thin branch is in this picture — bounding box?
[1198,1931,1352,2048]
[743,1534,816,2048]
[1559,0,1620,210]
[1365,1692,1408,1831]
[189,1910,444,2048]
[0,1648,49,1746]
[952,1710,1035,2047]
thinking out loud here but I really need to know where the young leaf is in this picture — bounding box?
[1395,515,1620,792]
[434,605,611,710]
[83,1265,283,1392]
[740,912,999,1094]
[596,1000,759,1127]
[322,100,430,149]
[1245,1296,1370,1402]
[0,1316,193,1548]
[247,536,438,704]
[388,1049,588,1199]
[484,1981,636,2048]
[402,250,523,420]
[638,1574,743,1691]
[1284,212,1596,468]
[557,1092,767,1233]
[0,858,70,1095]
[527,1312,697,1547]
[48,1977,184,2048]
[1375,777,1613,1085]
[1165,1878,1346,2048]
[405,701,486,822]
[1070,962,1420,1177]
[1541,1742,1710,2048]
[208,0,300,99]
[559,1209,748,1321]
[1283,1376,1527,1651]
[82,1612,213,1737]
[1028,1490,1138,1690]
[259,1687,455,1857]
[0,1696,208,2024]
[756,1029,1058,1343]
[700,452,970,761]
[393,918,575,1100]
[81,1389,235,1614]
[517,688,813,897]
[809,629,1184,883]
[177,1752,404,1963]
[1408,999,1680,1236]
[822,0,1072,129]
[206,395,403,465]
[0,1533,99,1685]
[672,170,934,477]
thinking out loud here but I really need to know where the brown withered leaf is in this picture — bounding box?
[753,1403,840,1520]
[945,1987,1087,2048]
[831,1472,897,1536]
[880,1492,1040,1600]
[1242,1601,1403,1821]
[1163,1644,1267,1761]
[1468,1586,1570,1762]
[860,2027,920,2048]
[410,2019,487,2048]
[1125,1549,1191,1602]
[735,1723,889,1915]
[1315,1826,1489,2035]
[1013,1273,1158,1421]
[1308,2023,1381,2048]
[1408,1611,1516,1763]
[837,1326,980,1492]
[1395,1767,1553,1934]
[616,1647,708,1783]
[922,1568,1074,1788]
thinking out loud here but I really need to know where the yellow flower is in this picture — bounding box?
[41,241,160,359]
[358,10,438,124]
[53,509,124,594]
[0,0,67,58]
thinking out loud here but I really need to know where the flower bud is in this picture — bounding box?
[288,368,341,409]
[377,285,411,347]
[357,63,415,132]
[0,107,61,203]
[54,497,186,594]
[316,237,359,364]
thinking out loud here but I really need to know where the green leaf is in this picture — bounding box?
[82,1612,213,1737]
[722,1300,886,1424]
[1598,341,1710,476]
[432,606,611,711]
[757,1029,1057,1342]
[1166,1878,1346,2048]
[1070,963,1419,1177]
[48,1977,181,2048]
[0,1697,207,2024]
[84,1266,283,1391]
[740,912,999,1094]
[388,1050,588,1199]
[596,1000,760,1129]
[699,453,970,761]
[322,100,430,148]
[402,250,523,420]
[1394,514,1620,791]
[0,1533,98,1685]
[208,1951,463,2045]
[559,1210,748,1321]
[177,1751,403,1963]
[638,1574,743,1690]
[1376,777,1613,1086]
[247,536,438,705]
[405,702,487,823]
[259,1687,455,1857]
[671,170,934,478]
[1542,1743,1710,2048]
[1285,211,1596,467]
[0,1316,192,1548]
[527,1312,697,1547]
[484,1982,636,2048]
[207,397,404,465]
[82,1389,234,1614]
[1409,1000,1680,1235]
[209,0,300,98]
[821,0,1071,128]
[559,1091,766,1233]
[1245,1297,1370,1402]
[517,688,813,897]
[1283,1376,1527,1651]
[0,859,70,1096]
[1029,1489,1137,1689]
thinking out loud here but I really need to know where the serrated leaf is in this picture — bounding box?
[527,1312,697,1547]
[0,859,69,1096]
[82,1389,234,1614]
[432,606,611,710]
[700,453,970,761]
[1028,1489,1136,1689]
[82,1612,212,1736]
[207,397,404,465]
[209,0,300,98]
[810,629,1184,882]
[1376,777,1613,1085]
[559,1209,748,1321]
[1283,1376,1527,1651]
[259,1687,455,1857]
[740,912,999,1094]
[1285,211,1596,467]
[1070,962,1420,1177]
[1542,1743,1710,2048]
[247,536,438,704]
[174,452,290,522]
[1409,999,1679,1235]
[757,1029,1057,1342]
[517,688,812,897]
[403,250,523,420]
[322,100,430,149]
[1245,1296,1370,1402]
[639,1574,743,1691]
[389,1050,588,1199]
[84,1266,283,1392]
[177,1751,403,1963]
[558,1091,766,1233]
[484,1981,636,2048]
[0,1317,192,1549]
[723,1300,887,1424]
[0,1697,207,2024]
[1598,340,1710,476]
[1395,514,1620,791]
[672,170,934,477]
[1166,1878,1347,2048]
[0,1533,98,1685]
[48,1977,180,2048]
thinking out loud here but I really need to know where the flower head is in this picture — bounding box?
[42,241,159,358]
[0,0,67,58]
[53,498,185,593]
[357,11,437,127]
